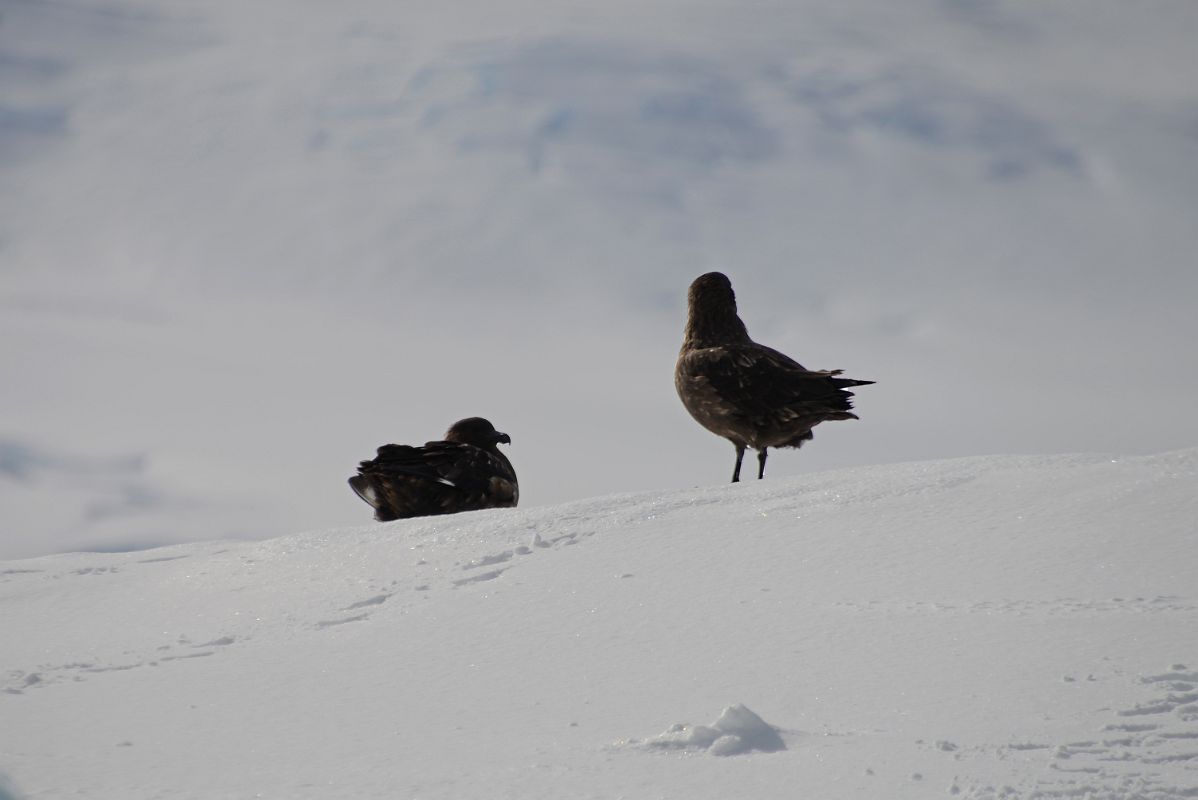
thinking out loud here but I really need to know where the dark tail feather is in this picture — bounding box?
[348,475,401,522]
[348,475,376,507]
[819,369,874,389]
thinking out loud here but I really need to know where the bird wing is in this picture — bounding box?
[362,441,497,491]
[680,343,869,421]
[352,440,518,519]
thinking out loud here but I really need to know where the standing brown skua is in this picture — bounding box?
[674,272,874,482]
[349,417,518,521]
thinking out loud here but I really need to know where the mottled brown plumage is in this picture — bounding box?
[675,272,874,482]
[349,417,518,521]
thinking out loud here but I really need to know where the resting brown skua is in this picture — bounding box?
[349,417,518,520]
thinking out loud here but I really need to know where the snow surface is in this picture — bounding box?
[4,0,1198,558]
[2,450,1197,798]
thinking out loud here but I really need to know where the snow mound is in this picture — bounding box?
[625,704,787,756]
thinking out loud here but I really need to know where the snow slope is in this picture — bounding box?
[2,450,1197,799]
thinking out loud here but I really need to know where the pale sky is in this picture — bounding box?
[2,0,1197,558]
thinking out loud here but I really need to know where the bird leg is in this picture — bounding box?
[757,448,768,480]
[731,445,745,483]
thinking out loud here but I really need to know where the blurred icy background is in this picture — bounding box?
[2,0,1196,558]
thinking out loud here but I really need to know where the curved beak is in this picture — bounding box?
[494,431,511,445]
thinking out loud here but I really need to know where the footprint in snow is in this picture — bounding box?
[956,663,1198,799]
[453,568,506,587]
[346,594,391,610]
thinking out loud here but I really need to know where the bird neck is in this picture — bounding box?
[683,306,751,350]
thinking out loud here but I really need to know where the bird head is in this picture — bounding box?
[445,417,511,448]
[688,272,737,310]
